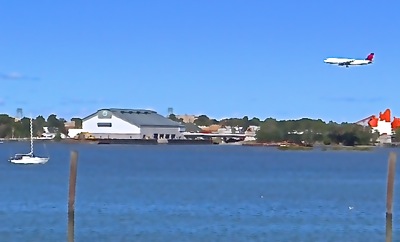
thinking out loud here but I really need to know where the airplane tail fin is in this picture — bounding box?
[365,53,374,61]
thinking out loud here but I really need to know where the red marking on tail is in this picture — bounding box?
[366,53,374,61]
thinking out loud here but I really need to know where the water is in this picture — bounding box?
[0,142,399,241]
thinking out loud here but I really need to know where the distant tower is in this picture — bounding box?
[15,108,23,121]
[167,107,174,117]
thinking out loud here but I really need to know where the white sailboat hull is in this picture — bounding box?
[9,156,49,164]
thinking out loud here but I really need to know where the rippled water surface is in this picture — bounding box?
[0,142,399,241]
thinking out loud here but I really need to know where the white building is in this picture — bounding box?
[244,125,260,141]
[81,108,185,139]
[38,127,67,139]
[371,120,393,136]
[175,114,198,123]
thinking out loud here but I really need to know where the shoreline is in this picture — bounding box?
[0,139,385,149]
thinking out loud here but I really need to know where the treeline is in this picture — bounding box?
[170,114,390,146]
[169,114,262,129]
[1,112,396,145]
[0,114,82,138]
[255,118,380,146]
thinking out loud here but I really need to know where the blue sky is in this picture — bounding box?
[1,1,399,123]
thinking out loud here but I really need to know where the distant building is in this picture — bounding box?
[199,124,221,133]
[356,108,400,144]
[183,123,202,133]
[355,115,374,127]
[363,109,393,136]
[244,125,260,141]
[38,127,67,139]
[245,125,260,135]
[64,121,76,129]
[175,114,198,123]
[81,108,185,139]
[377,134,391,144]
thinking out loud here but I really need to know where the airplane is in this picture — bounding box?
[323,53,374,67]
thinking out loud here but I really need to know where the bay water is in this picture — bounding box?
[0,142,399,241]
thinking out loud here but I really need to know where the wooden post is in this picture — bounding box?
[68,212,75,242]
[68,150,78,213]
[68,150,78,242]
[386,152,396,242]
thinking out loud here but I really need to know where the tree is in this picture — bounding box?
[0,114,13,125]
[53,132,62,141]
[241,116,250,130]
[47,114,59,128]
[46,114,67,135]
[352,126,375,145]
[393,128,400,142]
[0,124,11,138]
[0,114,13,138]
[12,118,30,138]
[249,117,261,126]
[34,115,46,136]
[35,115,46,126]
[256,129,283,142]
[168,114,183,123]
[285,133,302,144]
[195,115,214,126]
[256,119,284,142]
[341,132,359,146]
[323,136,331,145]
[302,131,314,145]
[326,128,342,144]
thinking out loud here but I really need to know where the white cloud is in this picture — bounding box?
[0,72,39,80]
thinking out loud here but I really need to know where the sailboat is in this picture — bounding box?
[9,117,49,164]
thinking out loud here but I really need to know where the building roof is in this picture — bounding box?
[355,115,374,127]
[184,122,202,133]
[83,108,185,127]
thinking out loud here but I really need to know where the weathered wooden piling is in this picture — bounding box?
[386,152,396,242]
[68,212,75,242]
[68,150,78,242]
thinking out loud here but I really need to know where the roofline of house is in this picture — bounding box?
[82,108,184,127]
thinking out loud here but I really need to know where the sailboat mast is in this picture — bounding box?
[30,117,33,155]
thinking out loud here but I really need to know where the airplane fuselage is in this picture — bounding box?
[324,58,372,66]
[323,53,374,67]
